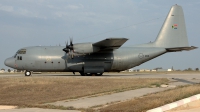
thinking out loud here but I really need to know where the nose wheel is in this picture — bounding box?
[25,71,31,76]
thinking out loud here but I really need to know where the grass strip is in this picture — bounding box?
[0,77,168,107]
[99,84,200,112]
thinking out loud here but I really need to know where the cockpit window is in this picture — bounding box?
[17,49,26,54]
[14,53,17,58]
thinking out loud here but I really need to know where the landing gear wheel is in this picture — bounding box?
[87,73,92,76]
[96,73,103,76]
[25,71,31,76]
[79,72,85,76]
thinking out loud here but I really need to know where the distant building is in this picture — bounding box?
[122,69,134,72]
[139,69,145,72]
[139,69,150,72]
[157,69,172,72]
[133,69,138,72]
[128,69,133,72]
[0,70,5,73]
[157,69,167,72]
[145,69,150,72]
[126,68,173,72]
[151,69,156,72]
[167,69,172,71]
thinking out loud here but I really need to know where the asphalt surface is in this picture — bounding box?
[1,72,200,79]
[0,72,200,112]
[0,108,80,112]
[49,88,168,108]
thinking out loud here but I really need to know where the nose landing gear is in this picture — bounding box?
[25,71,31,76]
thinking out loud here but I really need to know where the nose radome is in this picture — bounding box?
[4,57,15,68]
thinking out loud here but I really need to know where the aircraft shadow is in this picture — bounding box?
[172,78,198,84]
[38,74,78,77]
[36,74,136,77]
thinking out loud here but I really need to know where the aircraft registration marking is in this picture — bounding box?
[138,53,144,59]
[139,54,150,59]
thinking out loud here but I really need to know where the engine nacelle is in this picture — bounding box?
[73,43,100,54]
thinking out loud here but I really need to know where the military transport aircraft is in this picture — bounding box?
[4,5,197,76]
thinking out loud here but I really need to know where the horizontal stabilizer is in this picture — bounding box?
[166,46,198,52]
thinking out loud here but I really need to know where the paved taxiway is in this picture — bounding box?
[0,72,200,112]
[0,108,80,112]
[1,72,200,79]
[49,87,168,108]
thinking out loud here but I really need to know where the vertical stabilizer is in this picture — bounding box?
[154,5,189,48]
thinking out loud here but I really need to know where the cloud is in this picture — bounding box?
[65,4,84,10]
[47,4,59,9]
[54,11,69,18]
[0,3,47,19]
[0,4,14,12]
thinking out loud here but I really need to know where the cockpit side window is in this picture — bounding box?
[17,49,26,54]
[17,56,22,60]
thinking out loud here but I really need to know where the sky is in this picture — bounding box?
[0,0,199,70]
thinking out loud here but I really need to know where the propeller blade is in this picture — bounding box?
[63,38,74,59]
[63,48,69,53]
[65,41,67,48]
[63,41,70,53]
[70,38,73,46]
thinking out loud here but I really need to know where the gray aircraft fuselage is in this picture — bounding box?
[7,46,166,72]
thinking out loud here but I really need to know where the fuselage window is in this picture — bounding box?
[17,49,26,54]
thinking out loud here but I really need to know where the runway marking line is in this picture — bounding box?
[0,105,17,110]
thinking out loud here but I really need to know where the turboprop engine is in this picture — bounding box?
[73,43,100,54]
[62,38,100,58]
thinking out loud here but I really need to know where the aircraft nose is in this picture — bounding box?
[4,57,15,68]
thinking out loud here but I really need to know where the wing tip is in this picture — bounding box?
[106,37,128,40]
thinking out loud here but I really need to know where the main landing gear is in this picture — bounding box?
[25,71,31,76]
[79,72,103,76]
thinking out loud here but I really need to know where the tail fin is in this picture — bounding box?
[154,5,189,48]
[135,5,197,51]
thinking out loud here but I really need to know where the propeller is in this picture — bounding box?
[63,38,74,58]
[62,41,69,53]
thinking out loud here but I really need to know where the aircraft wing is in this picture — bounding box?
[93,38,128,50]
